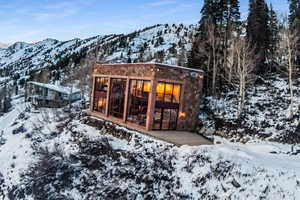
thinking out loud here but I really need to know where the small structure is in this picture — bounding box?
[90,63,204,132]
[27,81,81,107]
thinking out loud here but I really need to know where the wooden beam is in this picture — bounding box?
[123,78,130,122]
[146,79,157,131]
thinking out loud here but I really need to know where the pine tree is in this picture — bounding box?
[288,0,300,67]
[189,0,241,95]
[247,0,270,74]
[288,0,300,30]
[267,4,280,70]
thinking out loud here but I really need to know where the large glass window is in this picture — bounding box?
[127,80,150,126]
[153,82,181,130]
[93,77,108,114]
[109,78,127,119]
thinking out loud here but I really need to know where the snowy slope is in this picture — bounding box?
[0,97,300,199]
[199,75,300,144]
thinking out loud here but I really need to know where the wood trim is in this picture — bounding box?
[105,78,111,117]
[90,76,96,112]
[146,79,157,131]
[93,74,153,80]
[123,78,130,122]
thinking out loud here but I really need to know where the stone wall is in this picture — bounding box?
[154,64,204,131]
[94,64,156,78]
[93,63,204,132]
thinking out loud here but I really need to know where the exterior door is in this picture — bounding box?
[109,78,127,119]
[152,82,181,131]
[153,108,178,130]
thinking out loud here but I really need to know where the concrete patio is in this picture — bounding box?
[142,130,213,146]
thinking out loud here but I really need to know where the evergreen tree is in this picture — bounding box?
[288,0,300,66]
[247,0,270,74]
[267,4,280,70]
[288,0,300,30]
[189,0,241,95]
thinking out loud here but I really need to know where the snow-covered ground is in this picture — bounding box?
[200,75,300,144]
[1,96,300,199]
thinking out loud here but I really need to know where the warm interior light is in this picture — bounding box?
[173,85,180,102]
[179,112,186,118]
[165,84,173,95]
[143,82,151,92]
[156,83,165,94]
[199,74,204,79]
[98,98,106,107]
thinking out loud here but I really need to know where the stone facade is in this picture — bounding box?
[91,63,204,132]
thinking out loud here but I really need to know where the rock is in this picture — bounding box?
[231,178,241,188]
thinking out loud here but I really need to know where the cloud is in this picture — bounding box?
[147,0,177,7]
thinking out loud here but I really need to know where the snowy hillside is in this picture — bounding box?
[0,24,194,80]
[199,75,300,144]
[0,97,300,199]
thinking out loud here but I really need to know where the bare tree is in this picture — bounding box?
[279,18,299,119]
[206,21,219,95]
[225,38,256,118]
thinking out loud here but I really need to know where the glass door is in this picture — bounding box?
[152,82,181,130]
[109,78,127,119]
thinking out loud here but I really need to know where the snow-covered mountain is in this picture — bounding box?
[0,43,10,49]
[0,24,195,79]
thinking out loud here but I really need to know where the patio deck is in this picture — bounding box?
[87,111,213,146]
[142,130,213,146]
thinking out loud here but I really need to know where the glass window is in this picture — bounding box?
[93,77,108,114]
[109,79,127,119]
[153,82,181,130]
[127,80,151,126]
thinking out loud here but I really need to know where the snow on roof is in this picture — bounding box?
[98,62,204,73]
[28,81,80,95]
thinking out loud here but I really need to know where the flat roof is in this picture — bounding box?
[96,62,204,73]
[28,81,80,95]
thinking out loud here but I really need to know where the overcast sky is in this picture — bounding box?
[0,0,289,43]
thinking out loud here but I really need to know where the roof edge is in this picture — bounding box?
[95,62,204,73]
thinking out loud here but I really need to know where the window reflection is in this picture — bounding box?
[109,79,127,118]
[93,77,108,114]
[127,80,150,126]
[153,82,181,130]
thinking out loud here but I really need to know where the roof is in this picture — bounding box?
[28,81,80,95]
[96,62,204,73]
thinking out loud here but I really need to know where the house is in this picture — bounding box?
[89,63,204,132]
[26,81,81,107]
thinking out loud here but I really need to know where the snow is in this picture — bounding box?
[201,75,300,143]
[0,96,299,199]
[28,81,80,95]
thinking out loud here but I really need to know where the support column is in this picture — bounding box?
[90,76,96,112]
[123,78,130,122]
[146,79,157,131]
[105,77,111,117]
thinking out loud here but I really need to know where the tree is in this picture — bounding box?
[267,4,280,71]
[288,0,300,30]
[225,38,256,118]
[288,0,300,67]
[247,0,270,74]
[279,17,299,119]
[189,0,240,95]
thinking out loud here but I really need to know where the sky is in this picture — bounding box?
[0,0,289,43]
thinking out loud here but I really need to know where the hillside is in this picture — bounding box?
[0,97,299,200]
[0,24,194,81]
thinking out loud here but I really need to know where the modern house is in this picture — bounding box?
[89,63,204,132]
[26,81,81,107]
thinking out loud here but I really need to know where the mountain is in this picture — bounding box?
[0,42,10,49]
[0,24,195,79]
